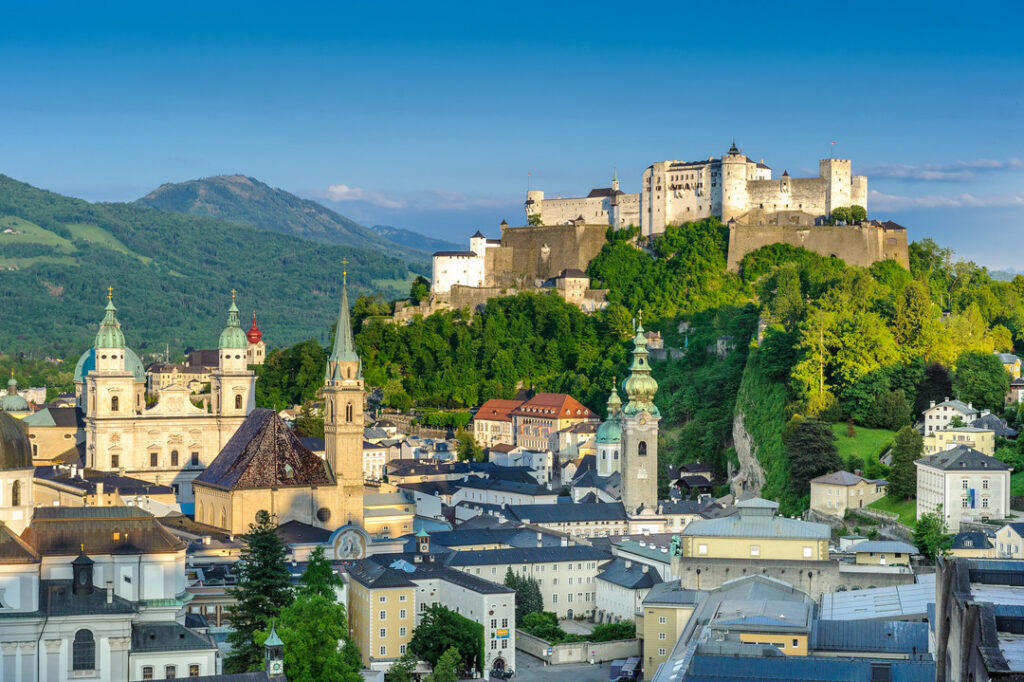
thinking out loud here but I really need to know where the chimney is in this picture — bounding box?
[106,580,113,604]
[642,565,649,574]
[561,537,568,547]
[968,402,973,410]
[930,400,935,408]
[624,560,632,570]
[202,536,211,546]
[96,481,104,500]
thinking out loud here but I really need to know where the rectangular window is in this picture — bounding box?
[399,594,406,601]
[962,479,968,489]
[501,618,508,627]
[659,632,666,640]
[792,639,799,647]
[552,594,558,603]
[191,452,200,466]
[400,645,406,654]
[380,628,386,638]
[659,616,666,624]
[491,619,497,628]
[400,627,406,637]
[165,666,177,679]
[150,452,158,467]
[171,451,179,466]
[379,596,387,603]
[750,545,760,557]
[983,479,989,489]
[379,610,386,620]
[698,544,708,555]
[111,454,119,469]
[491,640,497,650]
[567,593,573,603]
[803,546,813,558]
[380,646,386,657]
[400,609,406,619]
[189,665,199,677]
[658,648,666,656]
[501,640,508,649]
[143,668,154,681]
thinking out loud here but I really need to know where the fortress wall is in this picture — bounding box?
[727,222,910,272]
[746,178,828,214]
[852,176,869,208]
[537,197,607,225]
[486,223,608,286]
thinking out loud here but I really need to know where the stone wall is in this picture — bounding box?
[486,223,608,286]
[515,630,640,665]
[730,411,765,499]
[727,221,910,273]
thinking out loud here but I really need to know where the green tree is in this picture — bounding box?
[873,389,911,430]
[783,417,841,495]
[889,426,922,499]
[386,648,420,682]
[914,507,952,560]
[260,596,362,682]
[225,511,294,673]
[829,207,851,224]
[456,427,484,462]
[848,205,867,222]
[410,604,483,674]
[953,351,1011,412]
[410,276,431,304]
[915,363,953,417]
[294,401,325,438]
[527,214,543,226]
[504,567,543,620]
[299,546,341,599]
[426,646,462,682]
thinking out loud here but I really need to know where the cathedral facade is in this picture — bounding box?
[76,293,256,505]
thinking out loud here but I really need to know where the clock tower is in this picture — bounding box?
[619,315,660,515]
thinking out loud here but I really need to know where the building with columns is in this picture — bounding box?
[76,292,256,506]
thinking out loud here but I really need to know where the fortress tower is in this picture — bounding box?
[322,268,366,527]
[821,158,852,218]
[720,140,752,223]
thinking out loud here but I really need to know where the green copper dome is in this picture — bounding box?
[595,418,621,444]
[622,321,660,418]
[219,298,250,350]
[0,376,30,414]
[94,298,126,349]
[73,347,146,383]
[0,412,32,469]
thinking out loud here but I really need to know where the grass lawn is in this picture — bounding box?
[0,216,75,250]
[867,496,917,527]
[831,423,897,465]
[1012,471,1024,496]
[66,222,153,264]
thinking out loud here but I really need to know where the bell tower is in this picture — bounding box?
[323,264,365,527]
[211,291,256,419]
[619,313,660,515]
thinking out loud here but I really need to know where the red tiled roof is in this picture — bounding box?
[509,393,597,420]
[474,399,525,423]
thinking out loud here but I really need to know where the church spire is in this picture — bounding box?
[327,264,361,382]
[95,289,126,349]
[219,290,248,350]
[622,312,659,417]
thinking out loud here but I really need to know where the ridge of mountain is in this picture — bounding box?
[136,174,430,262]
[370,224,461,254]
[0,174,423,356]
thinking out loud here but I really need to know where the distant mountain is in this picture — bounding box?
[137,175,428,262]
[991,269,1021,282]
[0,174,423,356]
[371,224,462,254]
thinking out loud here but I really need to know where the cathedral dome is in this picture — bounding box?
[219,299,249,350]
[1,376,30,415]
[595,418,621,444]
[73,347,147,383]
[0,411,32,469]
[246,314,263,344]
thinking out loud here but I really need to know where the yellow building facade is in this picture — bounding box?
[922,427,995,456]
[641,583,699,670]
[680,503,830,561]
[809,470,888,517]
[346,562,416,668]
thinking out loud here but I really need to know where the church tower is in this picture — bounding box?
[211,291,256,419]
[323,269,365,527]
[85,291,139,422]
[596,378,622,478]
[620,315,660,515]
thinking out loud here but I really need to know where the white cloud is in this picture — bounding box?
[869,189,1024,210]
[859,158,1022,182]
[324,184,406,209]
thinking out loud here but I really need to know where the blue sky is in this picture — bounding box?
[1,1,1021,267]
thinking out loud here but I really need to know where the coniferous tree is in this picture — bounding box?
[889,426,922,499]
[783,417,840,495]
[225,511,294,673]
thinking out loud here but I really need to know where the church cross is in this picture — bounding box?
[107,286,113,301]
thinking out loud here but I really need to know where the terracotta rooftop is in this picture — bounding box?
[474,399,525,423]
[510,393,597,420]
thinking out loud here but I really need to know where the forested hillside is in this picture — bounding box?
[138,175,430,262]
[0,175,421,358]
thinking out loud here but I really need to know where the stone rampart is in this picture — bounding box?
[514,630,640,665]
[727,221,909,273]
[487,223,608,286]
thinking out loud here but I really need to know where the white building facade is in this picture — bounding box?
[915,446,1012,531]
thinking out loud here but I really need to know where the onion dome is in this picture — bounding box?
[622,316,660,418]
[1,374,30,414]
[219,292,249,350]
[595,418,621,445]
[74,347,147,383]
[247,312,263,344]
[94,295,125,349]
[0,411,31,469]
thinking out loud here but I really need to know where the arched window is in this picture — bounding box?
[220,508,227,529]
[73,629,95,670]
[638,441,648,456]
[11,480,20,506]
[235,394,242,410]
[347,367,352,379]
[198,503,204,523]
[170,450,179,467]
[346,403,353,423]
[111,395,119,412]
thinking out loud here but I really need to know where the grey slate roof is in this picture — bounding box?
[596,557,663,589]
[455,476,553,496]
[915,445,1012,472]
[443,544,612,567]
[643,580,702,607]
[388,560,513,594]
[505,501,626,524]
[951,531,994,550]
[38,579,135,616]
[681,509,829,540]
[847,540,919,555]
[811,620,929,655]
[346,559,417,588]
[811,470,886,487]
[680,651,935,681]
[398,528,562,552]
[275,520,333,544]
[131,622,217,653]
[971,412,1020,437]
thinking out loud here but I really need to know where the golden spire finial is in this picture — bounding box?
[638,309,643,326]
[107,285,113,301]
[231,288,236,302]
[80,543,85,553]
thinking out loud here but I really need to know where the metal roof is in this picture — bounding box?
[811,620,929,654]
[679,653,935,681]
[643,580,701,607]
[596,557,663,589]
[443,544,612,567]
[847,540,919,555]
[505,501,626,524]
[819,574,936,621]
[914,445,1011,472]
[681,510,829,540]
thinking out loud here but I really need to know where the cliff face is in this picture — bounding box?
[731,410,765,499]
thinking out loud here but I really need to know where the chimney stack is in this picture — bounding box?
[642,565,649,574]
[106,580,113,604]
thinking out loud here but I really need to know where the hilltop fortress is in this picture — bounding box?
[525,141,907,272]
